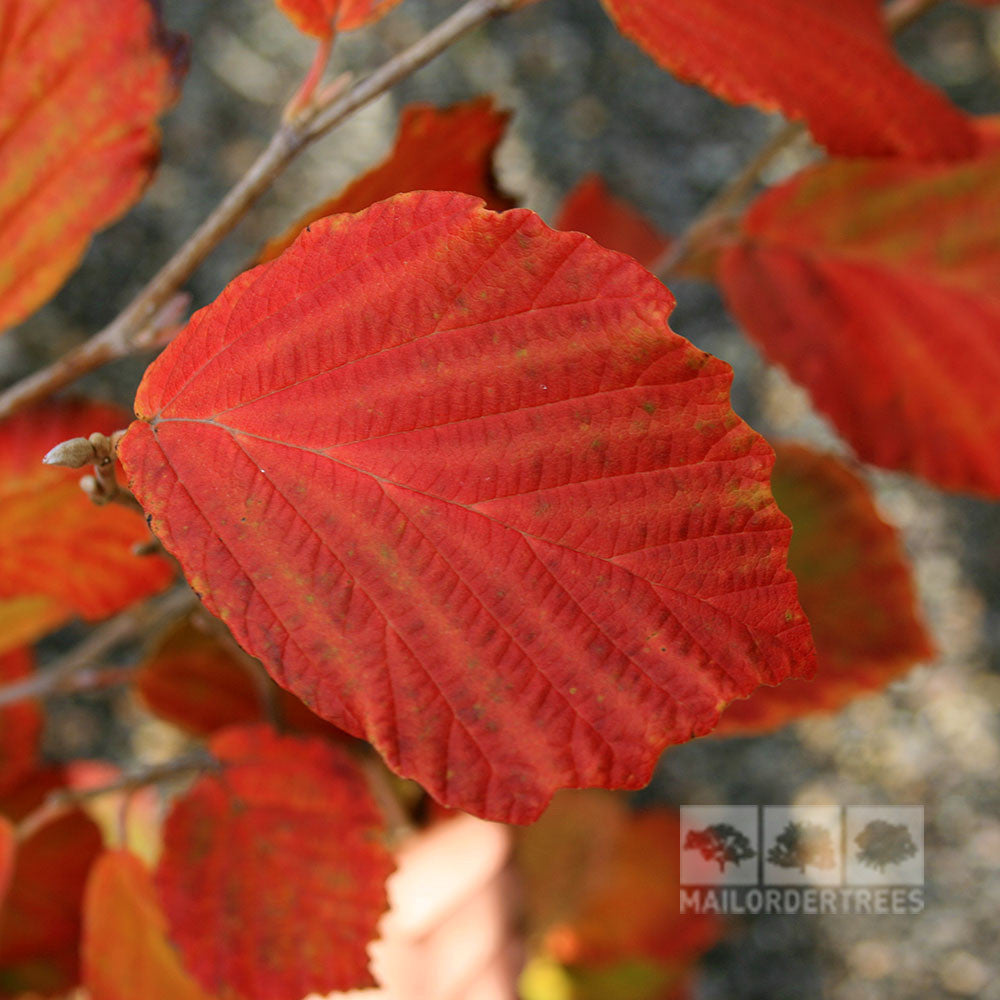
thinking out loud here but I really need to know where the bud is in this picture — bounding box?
[42,437,96,468]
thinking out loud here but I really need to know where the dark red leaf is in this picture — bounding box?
[599,0,978,160]
[120,191,815,823]
[136,616,353,741]
[155,725,393,1000]
[717,445,934,733]
[0,809,103,997]
[0,650,41,797]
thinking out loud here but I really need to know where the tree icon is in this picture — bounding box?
[684,823,757,873]
[767,821,837,873]
[854,820,918,872]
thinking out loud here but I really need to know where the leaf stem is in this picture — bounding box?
[0,0,529,421]
[0,585,196,708]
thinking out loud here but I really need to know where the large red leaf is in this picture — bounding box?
[0,649,41,796]
[259,98,514,263]
[274,0,403,38]
[154,725,393,1000]
[120,191,816,823]
[555,175,670,271]
[0,401,173,656]
[717,445,934,734]
[83,851,213,1000]
[0,808,103,997]
[599,0,977,161]
[0,0,186,332]
[719,132,1000,496]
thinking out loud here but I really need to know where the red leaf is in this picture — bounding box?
[599,0,978,160]
[717,445,934,734]
[719,129,1000,496]
[120,191,816,823]
[274,0,402,38]
[137,616,353,741]
[154,725,393,1000]
[0,650,41,797]
[0,820,13,913]
[0,808,103,997]
[0,401,173,655]
[83,851,214,1000]
[0,0,186,332]
[555,175,670,270]
[259,98,514,263]
[517,793,720,969]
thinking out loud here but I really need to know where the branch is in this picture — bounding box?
[0,585,196,708]
[657,0,946,280]
[0,0,529,421]
[16,752,219,841]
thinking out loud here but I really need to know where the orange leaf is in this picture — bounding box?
[83,851,214,1000]
[717,446,934,734]
[719,126,1000,496]
[0,0,186,332]
[154,725,393,1000]
[517,792,720,968]
[274,0,403,38]
[136,616,353,741]
[0,808,103,997]
[599,0,978,160]
[120,191,816,823]
[555,175,670,270]
[0,649,42,797]
[0,400,173,655]
[259,98,514,263]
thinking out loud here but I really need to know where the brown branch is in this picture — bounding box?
[16,752,219,841]
[0,585,196,708]
[0,0,530,421]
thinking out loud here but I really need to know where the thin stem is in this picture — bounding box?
[654,120,805,279]
[0,586,196,708]
[885,0,943,34]
[0,0,527,421]
[16,752,218,841]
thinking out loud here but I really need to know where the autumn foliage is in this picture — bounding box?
[0,0,994,996]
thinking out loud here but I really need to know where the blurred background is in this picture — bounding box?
[2,1,999,997]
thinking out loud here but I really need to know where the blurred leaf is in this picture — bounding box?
[717,445,934,733]
[0,0,186,332]
[155,725,393,1000]
[719,123,1000,495]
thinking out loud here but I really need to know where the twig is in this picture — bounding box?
[654,119,806,279]
[16,752,219,841]
[885,0,944,34]
[656,0,946,280]
[0,0,529,421]
[0,586,196,708]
